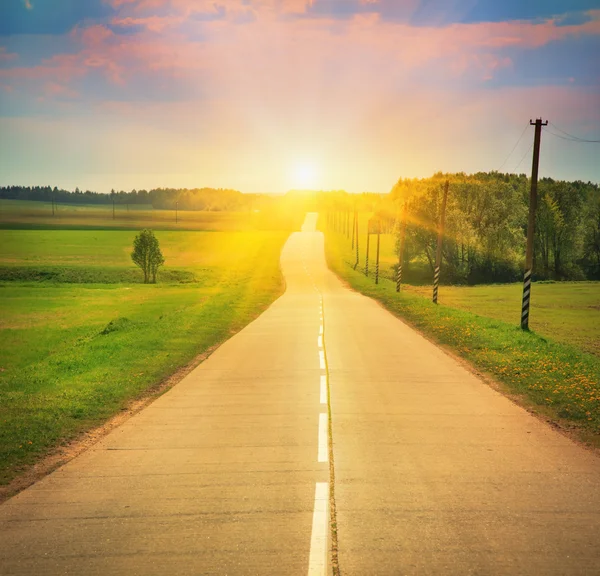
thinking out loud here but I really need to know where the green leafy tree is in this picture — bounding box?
[131,229,165,283]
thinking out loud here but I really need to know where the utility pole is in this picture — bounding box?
[346,210,350,239]
[521,118,547,330]
[375,219,381,284]
[396,201,407,292]
[365,220,371,276]
[112,195,115,220]
[432,180,449,304]
[354,213,359,270]
[176,201,178,224]
[351,209,356,250]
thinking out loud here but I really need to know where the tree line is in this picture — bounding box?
[318,172,600,283]
[0,186,258,212]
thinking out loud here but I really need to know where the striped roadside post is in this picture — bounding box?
[521,269,532,329]
[375,219,381,284]
[432,180,449,304]
[365,220,371,276]
[396,201,407,292]
[432,265,441,303]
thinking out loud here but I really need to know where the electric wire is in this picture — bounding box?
[545,123,600,143]
[497,124,530,172]
[513,142,534,173]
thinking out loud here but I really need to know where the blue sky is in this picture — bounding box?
[0,0,599,193]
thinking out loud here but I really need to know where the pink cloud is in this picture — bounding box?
[0,47,18,62]
[2,4,599,107]
[44,82,80,99]
[75,24,115,45]
[111,15,184,32]
[0,54,85,83]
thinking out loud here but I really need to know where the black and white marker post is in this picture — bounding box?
[521,118,547,330]
[396,201,407,292]
[432,180,449,304]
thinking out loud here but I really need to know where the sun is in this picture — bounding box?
[290,160,320,190]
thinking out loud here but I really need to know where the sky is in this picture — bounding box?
[0,0,599,194]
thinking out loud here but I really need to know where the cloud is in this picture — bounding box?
[1,1,599,121]
[0,47,17,62]
[43,81,79,99]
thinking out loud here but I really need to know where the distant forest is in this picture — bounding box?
[0,186,256,212]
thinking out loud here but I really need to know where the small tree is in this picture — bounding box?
[131,229,165,283]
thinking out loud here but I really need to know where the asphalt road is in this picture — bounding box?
[1,213,599,575]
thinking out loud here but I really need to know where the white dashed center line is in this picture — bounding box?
[318,413,328,463]
[307,482,329,575]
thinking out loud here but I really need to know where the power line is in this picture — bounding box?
[513,142,534,173]
[497,124,530,171]
[545,123,600,143]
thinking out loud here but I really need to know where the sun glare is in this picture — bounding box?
[290,161,319,190]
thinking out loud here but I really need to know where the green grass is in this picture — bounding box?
[325,226,600,441]
[0,228,289,485]
[0,199,301,231]
[348,212,600,357]
[402,282,600,357]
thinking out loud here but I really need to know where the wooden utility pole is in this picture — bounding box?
[521,118,547,330]
[176,201,178,223]
[396,201,407,292]
[432,180,449,304]
[112,195,115,220]
[351,209,356,250]
[375,219,381,284]
[365,220,371,276]
[354,213,359,270]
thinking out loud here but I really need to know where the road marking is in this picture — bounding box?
[308,482,329,576]
[320,375,327,404]
[319,325,323,335]
[318,335,323,348]
[319,350,325,369]
[318,413,328,462]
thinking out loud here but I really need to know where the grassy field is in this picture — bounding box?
[0,227,289,485]
[344,212,600,357]
[404,282,600,357]
[325,225,600,442]
[0,199,297,231]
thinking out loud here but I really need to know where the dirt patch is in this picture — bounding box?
[0,341,223,504]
